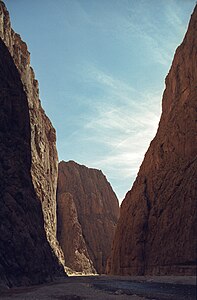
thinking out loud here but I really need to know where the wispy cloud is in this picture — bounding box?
[79,0,191,67]
[165,0,187,33]
[75,66,161,200]
[57,0,194,201]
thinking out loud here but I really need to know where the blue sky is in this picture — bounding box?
[4,0,196,202]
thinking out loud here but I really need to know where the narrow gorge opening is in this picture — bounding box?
[0,2,196,298]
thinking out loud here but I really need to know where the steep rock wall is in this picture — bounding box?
[0,37,63,287]
[0,1,64,265]
[109,6,197,276]
[57,192,96,274]
[57,161,119,274]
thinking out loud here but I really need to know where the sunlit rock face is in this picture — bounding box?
[57,160,119,274]
[0,1,65,266]
[0,37,63,287]
[109,6,197,276]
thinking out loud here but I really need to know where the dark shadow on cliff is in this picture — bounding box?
[0,37,64,287]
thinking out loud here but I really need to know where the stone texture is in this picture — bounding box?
[57,192,96,274]
[57,160,119,274]
[109,6,197,276]
[0,1,65,266]
[0,37,63,287]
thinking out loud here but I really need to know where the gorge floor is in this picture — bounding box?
[0,275,196,300]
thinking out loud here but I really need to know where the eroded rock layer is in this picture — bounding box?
[109,6,197,276]
[0,37,63,287]
[57,161,119,274]
[0,1,64,265]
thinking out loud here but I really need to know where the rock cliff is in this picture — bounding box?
[0,36,63,287]
[109,6,197,276]
[0,1,65,266]
[57,192,96,274]
[57,160,119,274]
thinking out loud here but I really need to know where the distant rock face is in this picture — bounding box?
[109,6,197,276]
[0,37,63,287]
[0,1,64,266]
[57,161,119,274]
[57,192,96,274]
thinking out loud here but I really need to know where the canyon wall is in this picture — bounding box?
[57,160,119,274]
[0,37,63,287]
[0,1,65,266]
[57,192,96,274]
[109,6,197,275]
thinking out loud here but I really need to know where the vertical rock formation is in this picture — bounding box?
[57,160,119,274]
[0,37,63,287]
[109,6,197,276]
[58,192,96,274]
[0,1,64,266]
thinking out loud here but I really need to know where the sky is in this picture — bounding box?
[4,0,196,202]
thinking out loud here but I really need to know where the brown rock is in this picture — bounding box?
[57,192,96,274]
[57,160,119,274]
[109,6,197,276]
[0,1,65,266]
[0,37,63,287]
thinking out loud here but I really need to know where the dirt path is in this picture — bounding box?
[0,275,196,300]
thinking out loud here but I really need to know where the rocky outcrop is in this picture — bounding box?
[57,192,96,274]
[0,37,63,287]
[0,1,65,266]
[57,161,119,274]
[109,6,197,276]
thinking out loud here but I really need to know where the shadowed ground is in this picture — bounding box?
[0,275,196,300]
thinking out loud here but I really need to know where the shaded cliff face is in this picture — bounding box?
[57,161,119,274]
[0,1,64,265]
[0,37,63,287]
[57,192,96,274]
[109,6,197,276]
